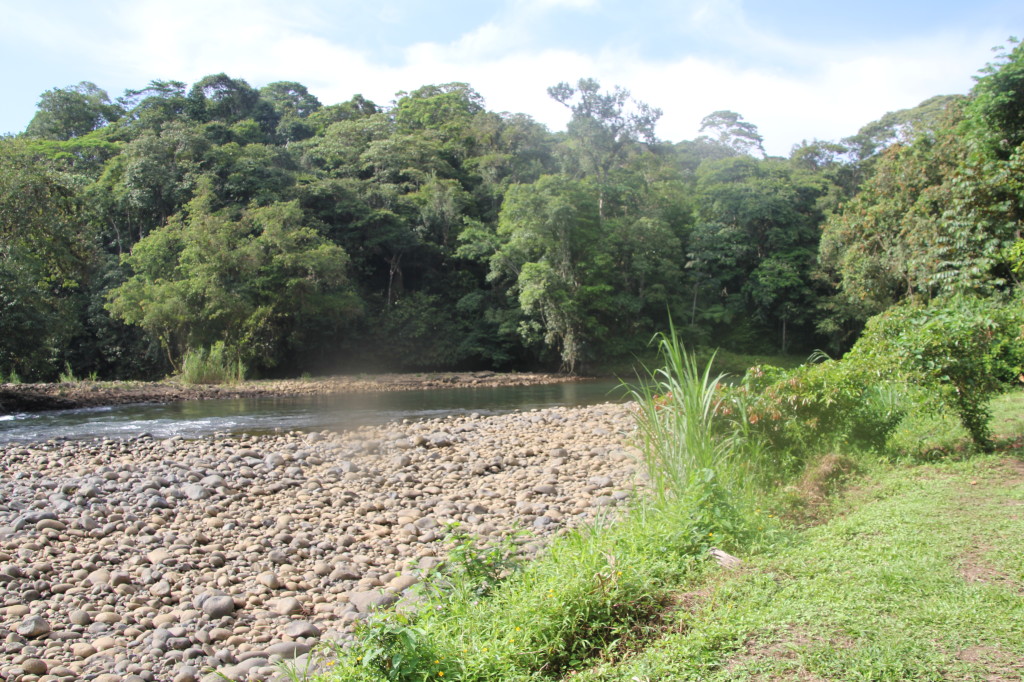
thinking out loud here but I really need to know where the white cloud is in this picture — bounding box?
[0,0,1012,153]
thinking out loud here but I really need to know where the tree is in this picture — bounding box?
[0,139,93,378]
[697,110,764,157]
[690,156,825,350]
[25,82,122,140]
[490,175,610,372]
[260,81,322,143]
[107,179,359,371]
[548,78,661,214]
[186,74,264,125]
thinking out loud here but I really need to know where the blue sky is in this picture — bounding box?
[1,0,1021,155]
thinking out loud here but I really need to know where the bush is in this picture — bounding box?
[722,357,906,460]
[848,294,1024,451]
[178,342,245,385]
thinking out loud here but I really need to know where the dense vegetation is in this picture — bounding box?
[1,43,1022,382]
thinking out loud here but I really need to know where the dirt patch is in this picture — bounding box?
[0,372,581,414]
[724,625,852,681]
[957,547,1022,591]
[953,645,1024,681]
[781,454,859,526]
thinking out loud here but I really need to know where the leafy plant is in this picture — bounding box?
[349,613,457,682]
[178,341,245,385]
[848,294,1024,450]
[628,326,739,502]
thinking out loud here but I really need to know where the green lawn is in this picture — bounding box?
[571,397,1024,681]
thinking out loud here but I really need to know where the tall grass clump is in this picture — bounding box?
[178,342,245,385]
[628,326,765,512]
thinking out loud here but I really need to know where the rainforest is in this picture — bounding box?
[1,41,1022,382]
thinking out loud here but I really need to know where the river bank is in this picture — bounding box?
[0,402,642,682]
[0,373,579,415]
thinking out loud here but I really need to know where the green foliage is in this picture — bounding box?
[848,294,1024,450]
[57,362,79,384]
[25,81,122,141]
[178,342,245,384]
[490,174,607,373]
[567,455,1024,681]
[726,358,906,458]
[628,329,741,503]
[106,180,359,372]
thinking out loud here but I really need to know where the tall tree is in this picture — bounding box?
[548,78,661,214]
[697,110,765,157]
[107,179,359,371]
[490,175,610,373]
[25,82,122,141]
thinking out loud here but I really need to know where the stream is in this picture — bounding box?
[0,379,629,444]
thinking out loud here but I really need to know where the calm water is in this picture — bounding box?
[0,379,630,444]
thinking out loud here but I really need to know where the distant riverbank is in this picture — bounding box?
[0,372,580,414]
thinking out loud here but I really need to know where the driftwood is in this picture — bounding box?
[709,547,742,569]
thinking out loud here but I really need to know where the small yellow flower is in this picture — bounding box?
[438,673,444,677]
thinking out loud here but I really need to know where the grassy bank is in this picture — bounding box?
[296,344,1024,681]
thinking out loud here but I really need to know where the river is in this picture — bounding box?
[0,378,629,444]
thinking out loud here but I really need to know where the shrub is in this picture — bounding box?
[722,357,906,460]
[848,294,1024,451]
[178,342,245,385]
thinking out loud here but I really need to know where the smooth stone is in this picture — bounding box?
[21,658,47,675]
[262,641,312,659]
[71,642,97,658]
[348,590,398,613]
[282,621,320,639]
[273,597,303,616]
[17,615,51,638]
[69,609,92,626]
[202,595,236,619]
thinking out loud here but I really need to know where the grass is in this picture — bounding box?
[178,342,245,385]
[301,349,1024,681]
[570,451,1024,681]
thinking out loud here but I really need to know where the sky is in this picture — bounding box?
[1,0,1021,156]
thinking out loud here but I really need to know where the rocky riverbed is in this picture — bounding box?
[0,402,643,682]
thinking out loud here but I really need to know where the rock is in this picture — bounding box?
[147,548,172,565]
[69,608,92,625]
[202,595,236,619]
[71,642,98,658]
[256,571,281,589]
[263,641,313,659]
[17,615,51,638]
[282,621,320,639]
[348,590,398,613]
[21,658,47,675]
[274,597,303,616]
[93,635,117,651]
[386,574,419,593]
[181,483,210,500]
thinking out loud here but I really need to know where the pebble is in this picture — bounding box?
[0,402,639,680]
